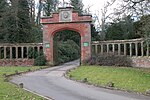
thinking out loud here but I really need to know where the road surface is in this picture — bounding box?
[11,60,150,100]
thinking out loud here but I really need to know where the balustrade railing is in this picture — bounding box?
[0,38,148,59]
[0,43,43,59]
[92,38,149,57]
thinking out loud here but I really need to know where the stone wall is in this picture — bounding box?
[0,43,43,66]
[92,38,150,68]
[131,57,150,68]
[0,59,34,66]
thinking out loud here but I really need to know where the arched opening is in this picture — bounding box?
[53,30,81,65]
[41,7,92,65]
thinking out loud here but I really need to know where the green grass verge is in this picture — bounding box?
[0,66,47,100]
[68,66,150,93]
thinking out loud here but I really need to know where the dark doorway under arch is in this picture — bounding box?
[53,30,81,65]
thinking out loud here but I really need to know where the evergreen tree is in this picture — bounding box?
[0,0,7,41]
[105,15,138,40]
[17,0,32,42]
[70,0,83,15]
[43,0,58,16]
[91,24,100,41]
[4,0,32,43]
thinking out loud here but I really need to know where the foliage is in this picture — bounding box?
[36,0,59,25]
[91,24,101,41]
[36,0,42,25]
[138,15,150,38]
[53,30,80,65]
[100,0,116,40]
[85,53,132,67]
[105,15,140,40]
[28,47,38,59]
[94,0,149,40]
[70,0,84,15]
[0,0,7,42]
[0,66,46,100]
[54,30,80,45]
[129,14,150,43]
[68,66,150,93]
[55,40,80,64]
[43,0,59,16]
[30,25,43,43]
[0,0,43,43]
[34,52,46,66]
[0,0,33,43]
[27,48,46,66]
[122,0,149,18]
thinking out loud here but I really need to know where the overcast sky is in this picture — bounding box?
[59,0,106,13]
[36,0,119,27]
[36,0,107,13]
[83,0,106,12]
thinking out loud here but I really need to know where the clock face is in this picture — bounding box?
[59,10,72,22]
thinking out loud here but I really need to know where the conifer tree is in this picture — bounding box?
[0,0,7,41]
[43,0,59,16]
[4,0,32,43]
[70,0,83,15]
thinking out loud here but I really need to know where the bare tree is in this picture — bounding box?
[93,0,116,40]
[36,0,42,25]
[114,0,150,19]
[28,0,35,24]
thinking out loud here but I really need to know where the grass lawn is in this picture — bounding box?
[0,66,47,100]
[68,66,150,93]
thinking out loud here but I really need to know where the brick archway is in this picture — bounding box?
[41,7,92,65]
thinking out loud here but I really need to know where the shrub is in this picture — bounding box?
[85,52,132,67]
[28,47,38,59]
[34,55,46,66]
[34,51,46,66]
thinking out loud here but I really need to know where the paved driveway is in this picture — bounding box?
[11,60,150,100]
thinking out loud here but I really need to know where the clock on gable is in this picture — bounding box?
[59,9,72,22]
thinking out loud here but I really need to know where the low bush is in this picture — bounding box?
[85,52,132,67]
[28,47,38,59]
[34,51,46,66]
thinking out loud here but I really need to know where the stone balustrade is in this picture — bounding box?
[0,43,43,66]
[92,38,149,57]
[0,38,149,67]
[0,43,43,59]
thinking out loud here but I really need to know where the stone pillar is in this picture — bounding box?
[4,46,6,59]
[80,29,91,63]
[22,47,24,59]
[107,44,109,53]
[124,43,126,56]
[147,42,149,56]
[112,44,115,54]
[38,46,40,54]
[94,45,97,54]
[16,47,18,59]
[130,43,132,57]
[0,47,1,59]
[10,47,12,59]
[135,42,138,56]
[32,46,34,58]
[141,42,144,56]
[27,47,29,59]
[101,44,103,54]
[44,36,54,65]
[118,44,121,55]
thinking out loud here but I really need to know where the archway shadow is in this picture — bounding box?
[53,30,81,65]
